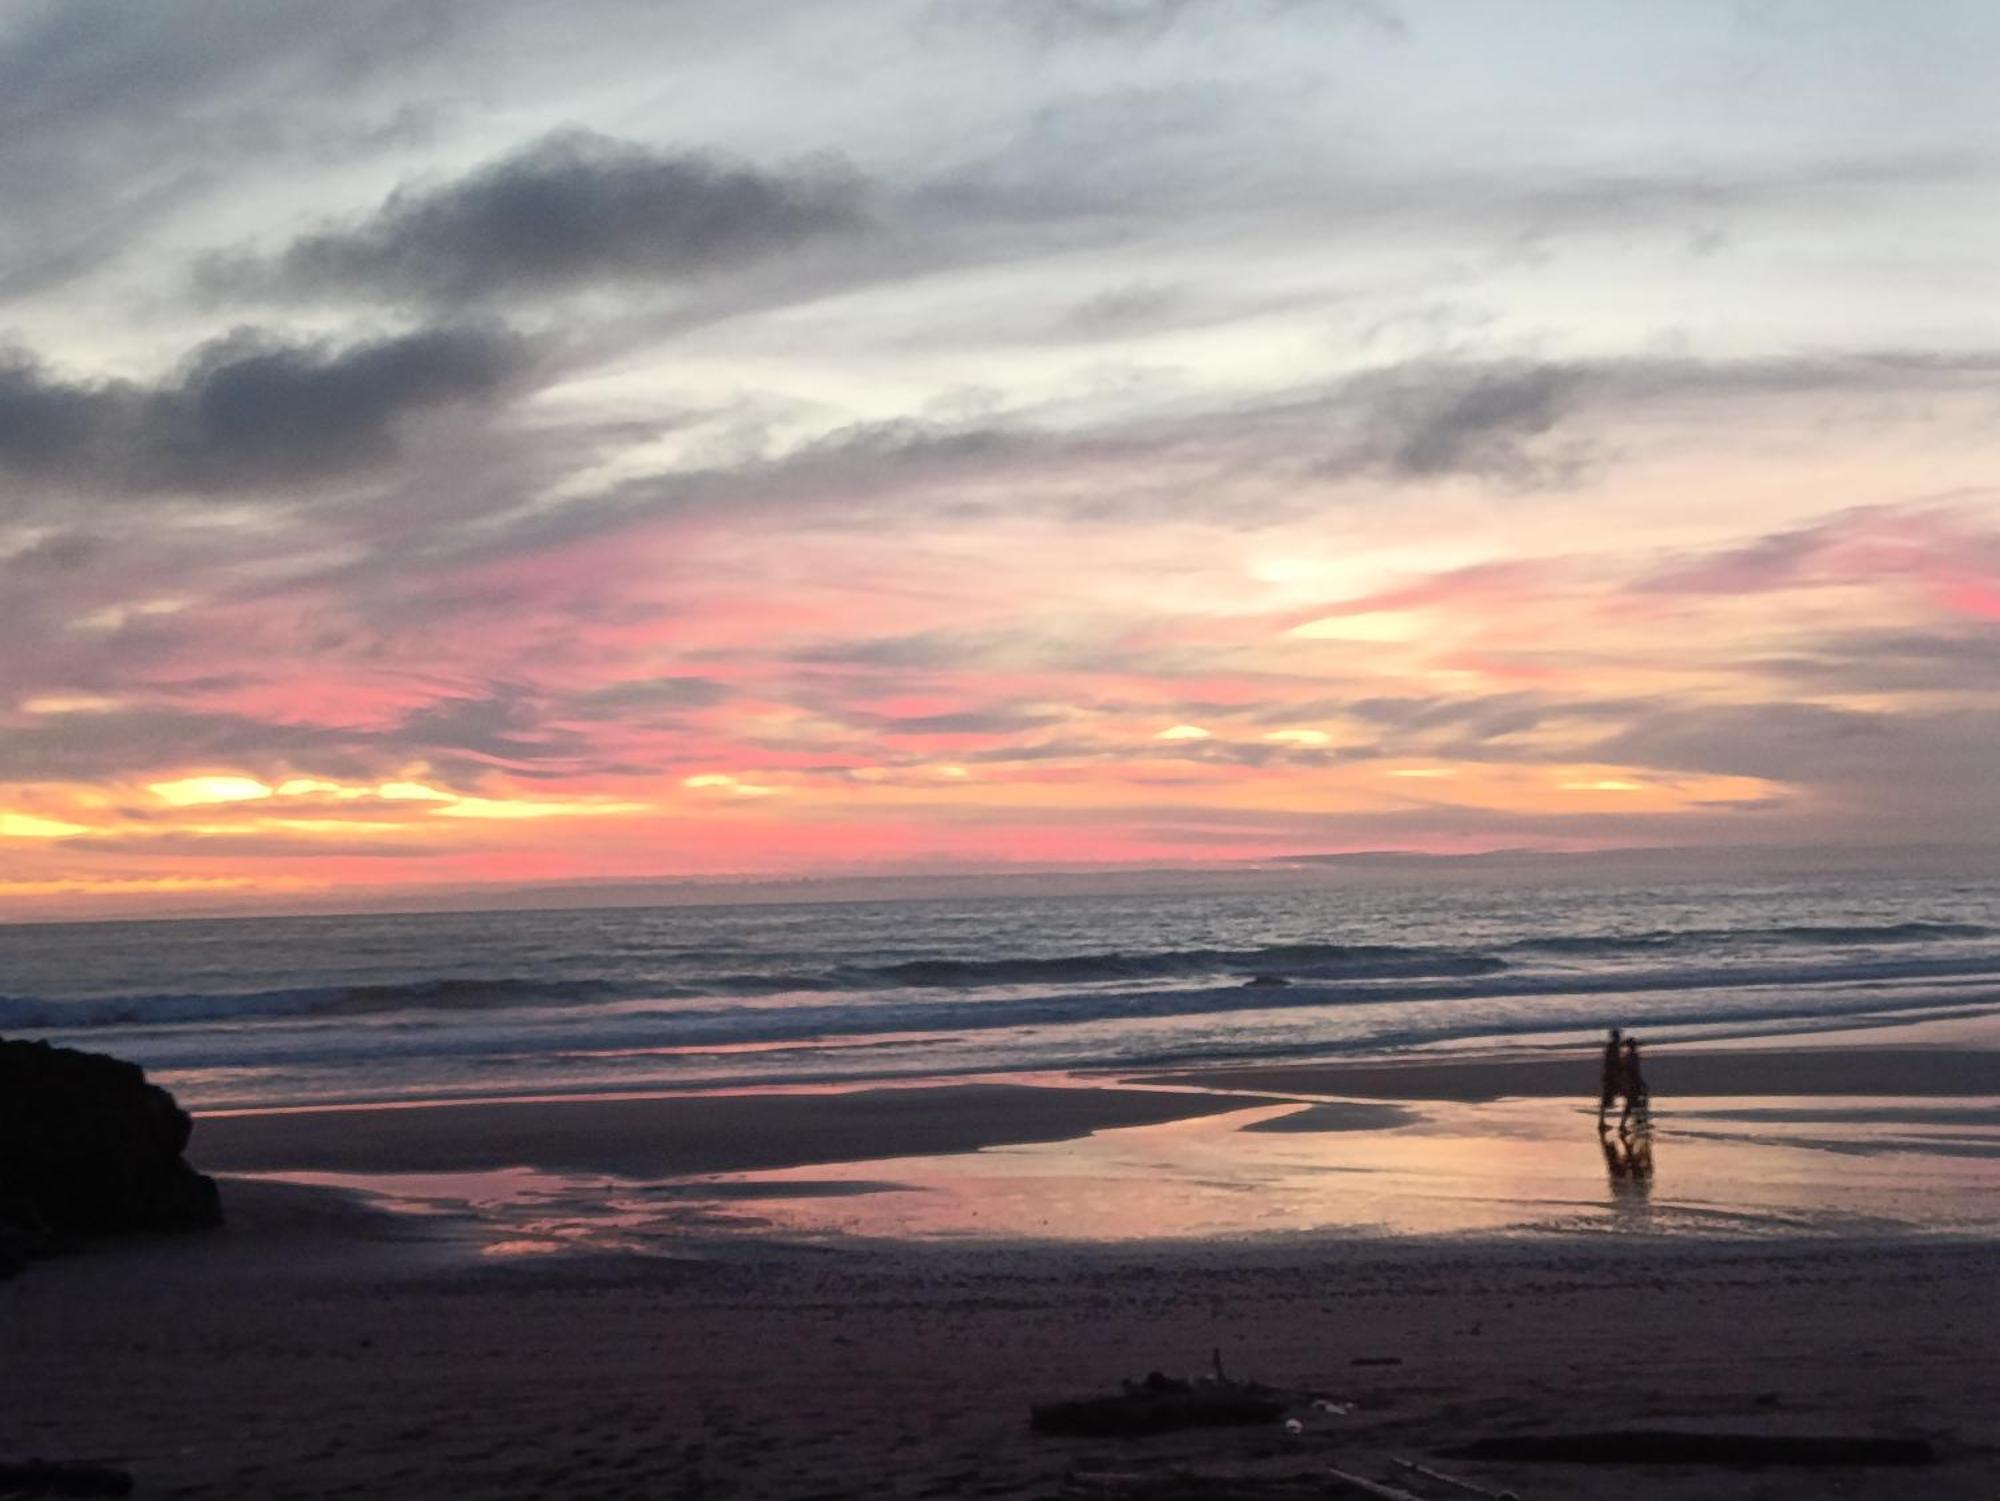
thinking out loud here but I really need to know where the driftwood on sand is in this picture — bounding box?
[1032,1371,1291,1438]
[1033,1350,1310,1439]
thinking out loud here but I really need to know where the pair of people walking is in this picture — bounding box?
[1597,1026,1649,1129]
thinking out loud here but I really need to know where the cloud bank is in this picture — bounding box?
[224,129,870,306]
[3,0,2000,912]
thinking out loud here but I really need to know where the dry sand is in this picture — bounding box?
[4,1050,1996,1499]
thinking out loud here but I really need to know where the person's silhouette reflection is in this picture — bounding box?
[1599,1111,1654,1209]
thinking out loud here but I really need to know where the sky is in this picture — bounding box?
[3,0,2000,916]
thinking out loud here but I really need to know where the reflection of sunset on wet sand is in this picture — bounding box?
[563,1093,2000,1246]
[193,1060,2000,1251]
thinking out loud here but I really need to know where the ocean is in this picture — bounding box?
[4,874,1997,1112]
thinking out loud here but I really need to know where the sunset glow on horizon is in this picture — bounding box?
[4,2,2000,915]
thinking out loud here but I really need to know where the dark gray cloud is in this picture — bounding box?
[955,0,1402,45]
[0,705,374,784]
[0,353,104,470]
[395,688,593,771]
[1344,691,1551,739]
[1584,708,1976,792]
[1346,695,1665,766]
[779,617,1221,684]
[1141,737,1353,770]
[566,676,733,719]
[0,323,528,498]
[1502,154,1989,253]
[1588,701,1950,783]
[789,624,1039,671]
[1754,628,2000,696]
[0,529,104,575]
[1067,281,1187,334]
[976,0,1211,42]
[0,687,605,788]
[174,324,528,483]
[226,129,869,306]
[60,831,450,860]
[1635,517,1835,595]
[152,324,529,487]
[0,0,468,296]
[870,705,1069,735]
[1576,699,2000,844]
[1352,362,1587,487]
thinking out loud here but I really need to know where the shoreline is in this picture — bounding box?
[175,998,2000,1119]
[190,1032,2000,1179]
[10,1022,1997,1497]
[181,1028,2000,1255]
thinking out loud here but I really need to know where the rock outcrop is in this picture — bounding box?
[0,1038,221,1273]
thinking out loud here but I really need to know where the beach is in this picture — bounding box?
[6,1032,1996,1499]
[12,3,2000,1493]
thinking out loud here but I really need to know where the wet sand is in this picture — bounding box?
[188,1043,2000,1181]
[1147,1042,2000,1102]
[4,1035,1996,1498]
[4,1190,1994,1499]
[193,1081,1251,1178]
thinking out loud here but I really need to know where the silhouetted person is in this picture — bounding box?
[1619,1037,1649,1130]
[1597,1027,1624,1125]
